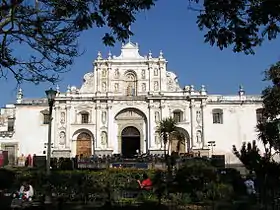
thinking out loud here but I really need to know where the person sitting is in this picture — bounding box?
[244,175,256,196]
[137,173,152,190]
[15,181,34,201]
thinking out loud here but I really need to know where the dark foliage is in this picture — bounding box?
[0,0,155,83]
[0,168,15,190]
[192,0,280,54]
[233,141,280,205]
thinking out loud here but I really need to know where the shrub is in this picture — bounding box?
[0,168,16,190]
[174,158,233,202]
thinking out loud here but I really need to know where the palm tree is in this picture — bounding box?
[173,131,186,153]
[156,117,187,185]
[156,117,177,156]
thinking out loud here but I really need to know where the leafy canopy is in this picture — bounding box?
[2,0,280,84]
[0,0,155,84]
[193,0,280,54]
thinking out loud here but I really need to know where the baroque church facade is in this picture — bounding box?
[0,42,263,164]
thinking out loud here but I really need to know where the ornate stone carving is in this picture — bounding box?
[60,112,65,124]
[114,69,120,78]
[166,71,182,92]
[102,68,107,77]
[141,69,145,79]
[102,82,107,92]
[195,130,203,148]
[155,111,160,123]
[155,132,161,145]
[101,111,107,124]
[101,131,108,147]
[59,131,66,148]
[80,72,94,93]
[114,83,119,92]
[196,110,201,123]
[115,109,144,120]
[141,83,146,92]
[154,68,158,76]
[154,81,159,91]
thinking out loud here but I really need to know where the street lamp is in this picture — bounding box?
[45,88,57,176]
[208,141,216,156]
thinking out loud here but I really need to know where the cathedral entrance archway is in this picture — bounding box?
[170,127,190,154]
[76,132,92,157]
[121,126,140,158]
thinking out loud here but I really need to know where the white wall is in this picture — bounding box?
[14,105,49,156]
[204,103,263,164]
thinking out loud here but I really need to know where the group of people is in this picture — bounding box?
[13,181,34,201]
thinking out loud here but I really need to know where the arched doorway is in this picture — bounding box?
[76,133,92,157]
[121,126,140,157]
[170,127,190,154]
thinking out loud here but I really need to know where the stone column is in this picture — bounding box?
[148,102,153,152]
[66,105,71,149]
[107,103,112,149]
[201,99,206,149]
[190,99,195,149]
[53,106,59,149]
[95,102,101,149]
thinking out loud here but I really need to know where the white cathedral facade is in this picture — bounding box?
[0,42,263,164]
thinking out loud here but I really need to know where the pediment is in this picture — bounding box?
[115,110,144,120]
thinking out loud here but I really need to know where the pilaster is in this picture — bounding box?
[66,104,71,149]
[201,99,206,149]
[190,99,195,149]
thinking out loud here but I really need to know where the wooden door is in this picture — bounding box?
[76,133,92,157]
[5,145,16,165]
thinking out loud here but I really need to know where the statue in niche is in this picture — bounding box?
[125,73,136,96]
[196,130,202,143]
[102,69,106,77]
[60,112,65,124]
[59,131,66,148]
[114,69,120,78]
[101,131,107,147]
[154,68,158,76]
[114,83,119,92]
[155,111,160,123]
[127,84,133,96]
[141,83,146,92]
[154,81,159,91]
[155,133,161,145]
[196,110,201,123]
[141,69,145,79]
[102,82,106,92]
[101,111,107,124]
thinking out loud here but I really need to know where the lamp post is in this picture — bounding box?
[208,141,216,156]
[45,88,57,175]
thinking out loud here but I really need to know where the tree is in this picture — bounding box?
[191,0,280,54]
[0,0,155,83]
[232,62,280,205]
[156,117,177,155]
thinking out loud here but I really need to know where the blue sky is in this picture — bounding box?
[1,0,279,106]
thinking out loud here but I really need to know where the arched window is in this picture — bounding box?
[173,110,183,123]
[125,72,137,96]
[212,109,223,124]
[256,108,265,122]
[80,111,90,124]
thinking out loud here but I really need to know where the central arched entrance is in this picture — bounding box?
[76,132,92,157]
[121,126,140,158]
